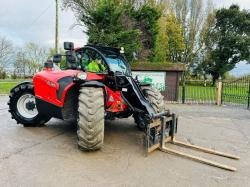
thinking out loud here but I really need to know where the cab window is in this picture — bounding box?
[76,49,107,73]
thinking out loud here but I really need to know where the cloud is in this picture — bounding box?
[0,0,249,50]
[0,0,87,48]
[213,0,250,9]
[230,61,250,77]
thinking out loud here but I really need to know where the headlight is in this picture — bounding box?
[76,72,87,80]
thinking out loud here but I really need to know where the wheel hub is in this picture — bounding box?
[17,94,38,119]
[26,101,36,111]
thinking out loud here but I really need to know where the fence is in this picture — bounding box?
[166,76,250,109]
[166,79,217,104]
[222,76,250,109]
[181,79,216,104]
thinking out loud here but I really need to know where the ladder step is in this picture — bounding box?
[149,120,161,128]
[149,117,172,128]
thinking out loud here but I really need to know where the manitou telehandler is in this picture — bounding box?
[8,42,239,171]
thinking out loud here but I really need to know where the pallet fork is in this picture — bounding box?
[146,113,240,171]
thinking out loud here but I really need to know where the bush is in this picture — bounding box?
[0,70,7,79]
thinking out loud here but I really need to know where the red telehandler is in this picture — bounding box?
[8,42,239,171]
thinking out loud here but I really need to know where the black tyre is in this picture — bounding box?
[134,86,165,130]
[77,87,104,151]
[8,83,51,127]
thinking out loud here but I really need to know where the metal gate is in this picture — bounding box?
[222,76,250,109]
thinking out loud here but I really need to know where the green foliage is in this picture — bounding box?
[192,12,216,80]
[153,13,184,63]
[133,4,161,60]
[223,72,237,80]
[65,0,161,61]
[82,0,142,61]
[153,16,168,62]
[11,73,17,79]
[0,70,7,79]
[166,0,215,68]
[165,13,184,62]
[207,5,250,82]
[64,0,250,78]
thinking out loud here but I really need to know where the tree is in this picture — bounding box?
[153,16,168,62]
[192,11,216,81]
[63,0,161,61]
[153,13,184,63]
[132,4,161,60]
[14,43,49,77]
[165,13,184,63]
[87,1,142,61]
[165,0,214,66]
[208,5,250,83]
[14,51,28,78]
[0,37,13,71]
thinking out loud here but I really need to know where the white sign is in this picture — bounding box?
[132,71,166,91]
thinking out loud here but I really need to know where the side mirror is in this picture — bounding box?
[53,54,62,63]
[65,51,77,69]
[65,51,76,63]
[44,60,54,68]
[64,42,74,50]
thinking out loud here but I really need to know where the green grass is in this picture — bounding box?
[0,82,19,94]
[0,80,27,94]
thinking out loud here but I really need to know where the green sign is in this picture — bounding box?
[132,71,166,91]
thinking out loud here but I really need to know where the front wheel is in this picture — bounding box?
[8,83,51,127]
[134,86,165,130]
[77,87,104,151]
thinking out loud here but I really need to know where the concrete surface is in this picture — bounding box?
[0,95,250,187]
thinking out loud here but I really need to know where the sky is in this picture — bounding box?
[0,0,87,48]
[0,0,249,76]
[230,61,250,77]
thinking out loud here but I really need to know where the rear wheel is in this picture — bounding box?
[8,83,51,127]
[134,86,165,130]
[77,87,104,151]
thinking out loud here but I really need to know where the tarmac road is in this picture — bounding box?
[0,95,250,187]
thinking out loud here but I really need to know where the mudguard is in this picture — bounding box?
[33,70,105,107]
[80,80,106,88]
[33,69,81,107]
[10,81,33,93]
[80,80,108,105]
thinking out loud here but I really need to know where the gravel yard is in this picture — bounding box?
[0,95,250,187]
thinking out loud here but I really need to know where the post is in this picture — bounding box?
[247,80,250,110]
[55,0,59,53]
[182,74,185,104]
[160,117,166,147]
[216,77,222,106]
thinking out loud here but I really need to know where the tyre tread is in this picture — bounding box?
[77,87,104,151]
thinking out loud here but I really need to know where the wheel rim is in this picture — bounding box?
[17,94,38,119]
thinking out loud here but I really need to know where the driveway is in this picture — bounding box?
[0,95,250,187]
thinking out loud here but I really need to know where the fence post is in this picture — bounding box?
[216,77,222,106]
[248,80,250,110]
[182,74,186,104]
